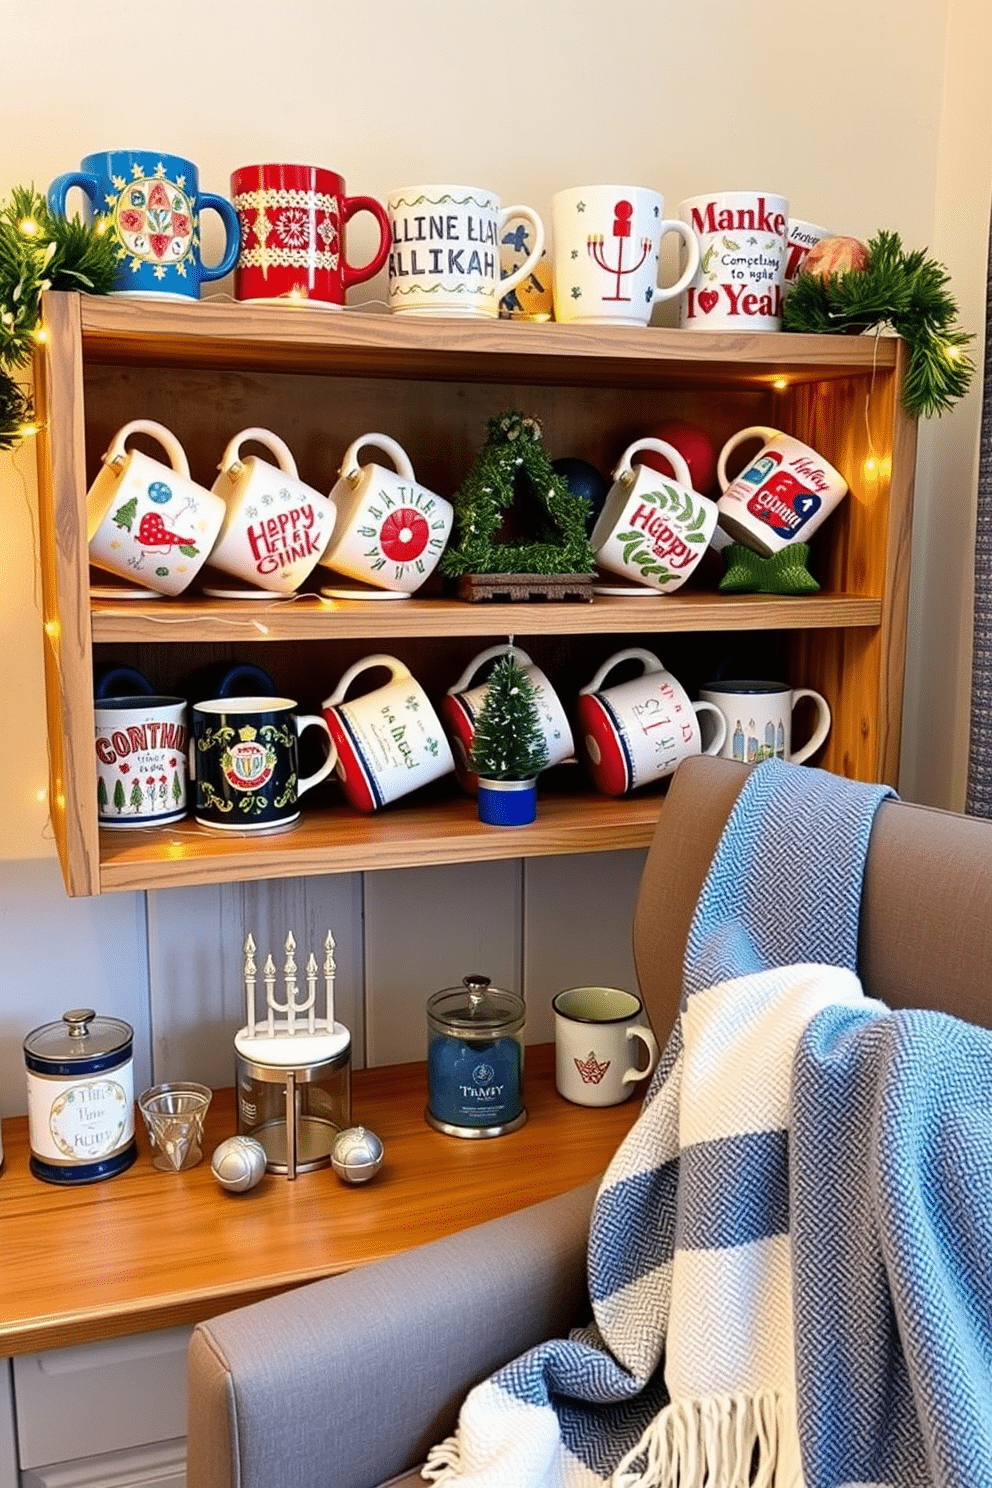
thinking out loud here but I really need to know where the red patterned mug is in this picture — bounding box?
[230,164,390,306]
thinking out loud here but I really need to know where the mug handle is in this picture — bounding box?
[294,714,337,797]
[614,438,692,490]
[447,643,534,696]
[694,701,728,757]
[580,647,664,696]
[789,688,832,765]
[496,206,545,302]
[215,664,278,697]
[652,219,700,304]
[323,653,412,709]
[197,191,242,283]
[716,426,783,492]
[103,420,191,479]
[340,195,392,291]
[218,427,299,480]
[621,1024,660,1087]
[47,171,100,218]
[338,433,415,483]
[94,666,156,699]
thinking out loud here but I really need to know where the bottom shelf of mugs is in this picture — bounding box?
[95,778,666,893]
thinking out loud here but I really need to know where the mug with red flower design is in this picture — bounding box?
[319,434,454,595]
[87,420,226,596]
[230,164,390,306]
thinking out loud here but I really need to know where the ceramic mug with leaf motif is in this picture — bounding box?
[590,439,718,593]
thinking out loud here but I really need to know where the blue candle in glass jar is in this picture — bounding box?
[426,976,526,1137]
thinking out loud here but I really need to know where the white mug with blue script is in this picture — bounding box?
[48,149,240,299]
[387,184,544,317]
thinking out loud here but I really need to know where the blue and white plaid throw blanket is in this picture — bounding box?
[423,760,992,1487]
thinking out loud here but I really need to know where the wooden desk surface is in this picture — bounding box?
[0,1046,638,1357]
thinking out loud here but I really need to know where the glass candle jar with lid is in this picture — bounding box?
[426,975,526,1137]
[23,1008,136,1184]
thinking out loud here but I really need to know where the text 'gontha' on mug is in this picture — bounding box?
[716,426,849,556]
[576,649,726,797]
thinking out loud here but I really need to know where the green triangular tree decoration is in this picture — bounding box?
[439,411,595,578]
[468,650,550,782]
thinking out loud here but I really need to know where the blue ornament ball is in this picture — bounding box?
[148,481,173,504]
[552,458,610,530]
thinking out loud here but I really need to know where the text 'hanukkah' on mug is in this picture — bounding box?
[387,185,545,318]
[716,426,848,556]
[591,439,718,593]
[95,695,188,829]
[551,185,700,327]
[320,433,453,595]
[576,649,727,798]
[678,191,789,331]
[443,644,574,795]
[552,986,659,1108]
[207,428,335,595]
[230,163,390,306]
[191,696,334,833]
[699,679,831,766]
[87,420,226,596]
[321,654,455,813]
[47,149,240,300]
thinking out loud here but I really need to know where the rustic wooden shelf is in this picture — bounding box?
[34,292,917,896]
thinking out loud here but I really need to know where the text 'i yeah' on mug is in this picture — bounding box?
[716,426,849,556]
[552,986,659,1108]
[576,649,726,797]
[191,696,334,832]
[699,679,831,765]
[551,185,700,327]
[678,191,789,331]
[386,184,545,318]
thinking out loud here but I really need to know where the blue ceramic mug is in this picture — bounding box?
[47,149,240,299]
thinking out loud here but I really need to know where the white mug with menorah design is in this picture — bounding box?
[553,986,660,1107]
[551,185,700,326]
[387,184,545,317]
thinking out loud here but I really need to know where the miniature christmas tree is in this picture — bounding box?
[440,411,595,580]
[469,650,549,783]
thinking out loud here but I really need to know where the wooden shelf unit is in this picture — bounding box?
[34,293,917,897]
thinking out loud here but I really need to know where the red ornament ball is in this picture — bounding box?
[634,420,718,495]
[800,235,870,281]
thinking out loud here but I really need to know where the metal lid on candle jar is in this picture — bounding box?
[24,1008,134,1075]
[426,976,525,1038]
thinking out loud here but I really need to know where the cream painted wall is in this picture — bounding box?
[0,0,989,1115]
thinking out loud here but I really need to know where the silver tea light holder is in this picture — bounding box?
[234,930,351,1179]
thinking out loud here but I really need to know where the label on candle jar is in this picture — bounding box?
[427,1035,523,1129]
[27,1072,135,1163]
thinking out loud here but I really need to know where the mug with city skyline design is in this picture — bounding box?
[698,679,831,765]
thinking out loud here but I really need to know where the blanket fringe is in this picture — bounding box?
[422,1434,461,1482]
[609,1389,801,1488]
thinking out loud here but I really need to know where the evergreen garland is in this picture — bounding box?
[439,410,596,577]
[782,230,974,419]
[468,651,550,782]
[0,185,119,449]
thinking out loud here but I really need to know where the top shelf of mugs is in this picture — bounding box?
[44,291,901,390]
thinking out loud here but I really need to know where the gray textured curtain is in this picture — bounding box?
[966,229,992,815]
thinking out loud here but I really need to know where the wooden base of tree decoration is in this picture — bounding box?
[440,411,596,601]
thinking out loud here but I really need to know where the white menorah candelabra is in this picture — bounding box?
[234,929,352,1177]
[241,930,337,1041]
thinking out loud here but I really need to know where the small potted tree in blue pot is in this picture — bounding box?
[469,651,549,826]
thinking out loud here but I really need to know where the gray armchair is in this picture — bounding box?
[187,756,992,1488]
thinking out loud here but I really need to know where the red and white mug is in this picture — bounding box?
[443,644,574,795]
[576,648,726,797]
[716,426,849,556]
[230,163,390,306]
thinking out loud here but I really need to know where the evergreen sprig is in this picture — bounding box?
[468,651,550,782]
[440,410,595,577]
[782,230,974,418]
[1,184,119,448]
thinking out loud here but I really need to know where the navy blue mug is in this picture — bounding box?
[48,149,240,299]
[192,696,334,832]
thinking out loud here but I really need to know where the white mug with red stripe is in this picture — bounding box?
[321,654,455,812]
[576,648,726,797]
[443,644,573,795]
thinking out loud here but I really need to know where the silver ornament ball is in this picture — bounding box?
[331,1125,384,1184]
[211,1135,267,1192]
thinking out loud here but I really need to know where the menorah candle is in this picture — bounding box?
[426,977,526,1138]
